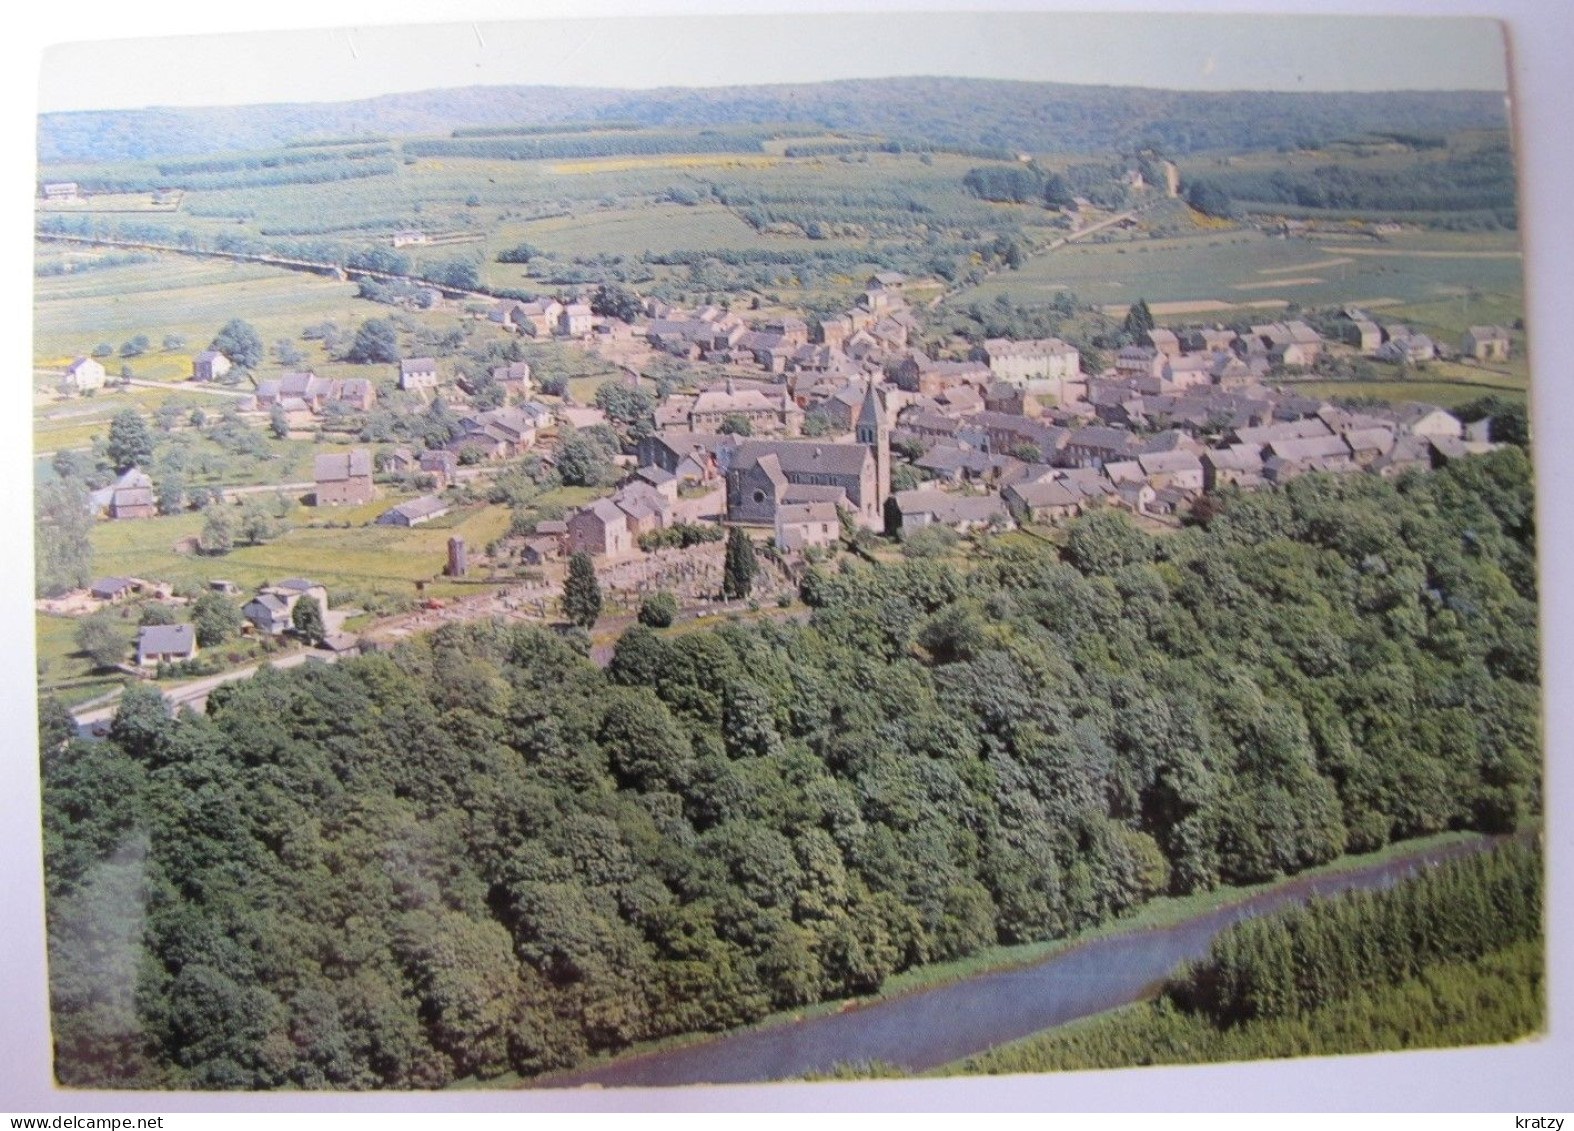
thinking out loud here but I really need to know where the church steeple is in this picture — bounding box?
[855,378,890,512]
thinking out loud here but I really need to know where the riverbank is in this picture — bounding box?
[471,827,1510,1091]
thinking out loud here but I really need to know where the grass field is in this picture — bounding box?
[948,228,1525,314]
[83,499,517,606]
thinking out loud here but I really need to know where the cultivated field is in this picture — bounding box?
[950,227,1525,312]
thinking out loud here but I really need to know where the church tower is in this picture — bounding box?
[855,378,890,514]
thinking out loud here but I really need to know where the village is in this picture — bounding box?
[40,252,1518,717]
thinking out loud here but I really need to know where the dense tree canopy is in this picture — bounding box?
[42,452,1540,1089]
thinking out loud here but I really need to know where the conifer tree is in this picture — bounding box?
[563,551,602,628]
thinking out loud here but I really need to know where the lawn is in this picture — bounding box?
[34,610,140,707]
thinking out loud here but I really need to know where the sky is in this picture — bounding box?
[36,10,1509,115]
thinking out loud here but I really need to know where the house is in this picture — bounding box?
[419,449,459,488]
[1344,320,1383,355]
[979,338,1082,389]
[1002,478,1084,524]
[892,489,1012,533]
[513,299,565,337]
[1136,450,1204,492]
[109,467,156,520]
[688,379,804,436]
[567,498,636,559]
[90,577,137,603]
[1376,332,1436,365]
[399,358,439,391]
[490,360,534,394]
[62,356,106,393]
[391,230,429,247]
[1114,345,1166,381]
[775,501,843,553]
[1201,445,1266,491]
[1462,326,1513,362]
[191,350,232,382]
[137,623,196,667]
[559,304,594,337]
[314,449,376,505]
[375,496,451,527]
[243,579,328,635]
[42,181,79,201]
[1388,403,1463,441]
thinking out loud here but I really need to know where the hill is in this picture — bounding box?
[38,77,1508,164]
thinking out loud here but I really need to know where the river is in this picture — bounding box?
[541,835,1512,1089]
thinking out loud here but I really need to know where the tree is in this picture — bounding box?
[274,339,306,367]
[155,474,185,516]
[162,334,186,352]
[346,319,401,364]
[209,319,264,370]
[562,552,602,629]
[105,409,154,472]
[1186,178,1235,219]
[269,404,290,440]
[1043,172,1076,209]
[238,498,283,546]
[137,603,175,627]
[590,283,642,323]
[1123,300,1156,339]
[35,481,94,597]
[718,414,754,437]
[723,527,757,600]
[119,335,150,359]
[291,596,326,644]
[638,591,679,628]
[199,506,235,555]
[191,591,243,648]
[75,613,126,671]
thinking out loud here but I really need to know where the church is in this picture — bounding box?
[725,381,891,529]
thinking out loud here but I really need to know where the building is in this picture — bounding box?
[375,496,451,527]
[979,338,1082,394]
[391,230,429,247]
[42,181,80,201]
[90,577,137,603]
[775,501,843,553]
[687,379,804,436]
[314,449,375,506]
[1462,325,1513,361]
[62,356,106,393]
[191,350,232,382]
[559,304,593,337]
[567,498,636,559]
[399,358,439,391]
[108,468,156,520]
[137,623,197,667]
[243,579,329,636]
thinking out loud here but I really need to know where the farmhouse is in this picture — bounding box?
[314,449,375,506]
[62,356,106,393]
[399,358,439,391]
[1462,325,1513,361]
[109,468,156,520]
[137,623,197,667]
[191,350,232,382]
[243,579,329,635]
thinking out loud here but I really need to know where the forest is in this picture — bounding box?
[37,78,1508,164]
[1206,142,1518,224]
[954,841,1543,1076]
[39,448,1540,1090]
